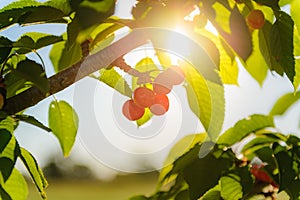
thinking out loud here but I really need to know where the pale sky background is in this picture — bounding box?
[0,0,299,180]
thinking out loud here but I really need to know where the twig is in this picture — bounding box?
[3,29,150,115]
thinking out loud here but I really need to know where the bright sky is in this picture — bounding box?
[0,0,299,179]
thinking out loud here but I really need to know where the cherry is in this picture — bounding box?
[165,66,185,85]
[122,99,145,121]
[153,73,173,95]
[150,94,169,116]
[246,9,265,29]
[250,164,277,186]
[133,87,156,108]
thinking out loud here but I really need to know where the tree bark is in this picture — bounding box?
[3,29,150,115]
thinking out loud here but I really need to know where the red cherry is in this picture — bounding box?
[122,99,145,121]
[246,9,265,29]
[166,66,185,85]
[153,73,173,95]
[150,94,169,116]
[250,164,274,184]
[133,87,156,108]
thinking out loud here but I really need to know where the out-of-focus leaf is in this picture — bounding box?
[291,0,300,35]
[136,108,152,127]
[217,114,274,146]
[245,30,268,85]
[183,152,233,200]
[259,21,284,76]
[269,91,300,116]
[97,67,132,97]
[271,11,295,83]
[201,185,222,200]
[1,168,28,200]
[220,174,243,200]
[0,130,11,153]
[48,100,78,157]
[132,57,159,90]
[19,148,47,199]
[159,133,207,185]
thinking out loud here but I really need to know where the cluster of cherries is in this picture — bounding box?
[122,66,185,121]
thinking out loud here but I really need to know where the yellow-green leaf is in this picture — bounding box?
[1,168,28,200]
[48,100,79,157]
[19,148,48,199]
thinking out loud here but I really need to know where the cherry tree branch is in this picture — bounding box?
[3,29,150,115]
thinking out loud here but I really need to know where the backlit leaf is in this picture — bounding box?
[19,148,47,199]
[217,114,274,146]
[1,168,28,200]
[183,152,232,200]
[220,174,243,200]
[0,1,67,30]
[50,39,82,72]
[13,32,63,54]
[48,100,78,157]
[291,0,300,35]
[97,67,132,97]
[271,11,295,83]
[245,30,268,85]
[269,91,300,116]
[14,114,51,132]
[14,59,49,94]
[183,62,224,141]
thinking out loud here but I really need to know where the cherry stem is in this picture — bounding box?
[111,56,152,84]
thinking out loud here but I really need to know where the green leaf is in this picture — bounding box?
[159,133,207,185]
[217,114,274,146]
[273,147,297,191]
[48,100,79,156]
[13,32,63,54]
[201,185,221,200]
[242,136,280,156]
[97,67,132,97]
[183,63,225,141]
[50,40,82,72]
[66,0,115,43]
[0,185,12,200]
[1,168,28,200]
[259,21,284,76]
[294,59,300,90]
[136,108,152,127]
[253,0,280,8]
[156,49,171,69]
[13,59,49,94]
[0,117,16,133]
[14,114,51,132]
[269,91,300,116]
[0,36,12,64]
[245,30,268,85]
[0,130,11,153]
[291,0,300,35]
[0,135,20,182]
[19,148,47,199]
[219,5,253,60]
[285,179,300,199]
[4,72,28,99]
[183,152,233,200]
[271,11,295,83]
[220,174,243,200]
[0,2,67,30]
[132,57,159,90]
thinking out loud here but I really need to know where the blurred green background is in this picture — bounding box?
[27,172,158,200]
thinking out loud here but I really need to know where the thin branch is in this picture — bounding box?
[3,29,150,115]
